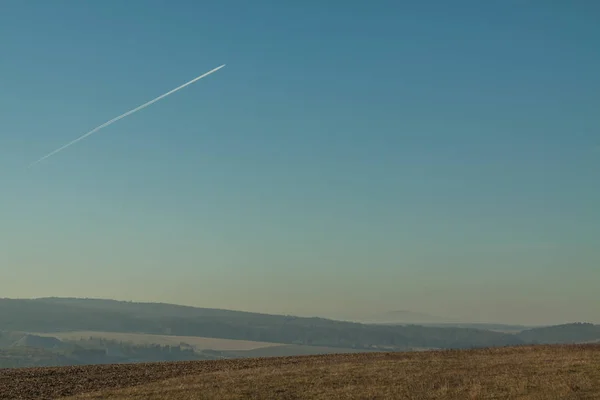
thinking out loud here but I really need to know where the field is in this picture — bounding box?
[31,331,377,359]
[0,344,598,399]
[33,331,282,351]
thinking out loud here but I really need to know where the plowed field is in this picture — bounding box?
[1,345,599,399]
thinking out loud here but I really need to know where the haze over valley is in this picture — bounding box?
[1,297,599,369]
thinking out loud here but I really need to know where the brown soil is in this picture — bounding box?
[1,345,599,400]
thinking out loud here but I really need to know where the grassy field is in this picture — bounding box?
[33,331,283,351]
[1,344,598,399]
[227,344,376,358]
[67,345,600,399]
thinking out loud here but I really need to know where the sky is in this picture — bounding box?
[0,0,598,325]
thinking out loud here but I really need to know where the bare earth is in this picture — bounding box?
[0,345,598,400]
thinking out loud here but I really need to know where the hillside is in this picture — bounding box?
[517,323,600,344]
[0,334,215,368]
[11,334,68,350]
[0,298,526,350]
[2,298,599,360]
[0,345,598,399]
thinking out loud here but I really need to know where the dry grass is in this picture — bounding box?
[66,345,600,400]
[32,331,282,351]
[1,345,598,399]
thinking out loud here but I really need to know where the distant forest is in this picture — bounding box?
[0,334,210,368]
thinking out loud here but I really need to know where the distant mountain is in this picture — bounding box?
[417,323,533,333]
[516,323,600,344]
[353,311,534,332]
[359,310,451,324]
[34,297,264,319]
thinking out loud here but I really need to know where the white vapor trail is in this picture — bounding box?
[28,64,226,168]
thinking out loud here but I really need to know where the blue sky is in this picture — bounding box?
[0,1,598,324]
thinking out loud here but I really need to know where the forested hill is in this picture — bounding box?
[1,298,597,350]
[516,323,600,344]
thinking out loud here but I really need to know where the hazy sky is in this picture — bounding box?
[1,1,598,325]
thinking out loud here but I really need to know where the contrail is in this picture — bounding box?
[28,64,226,168]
